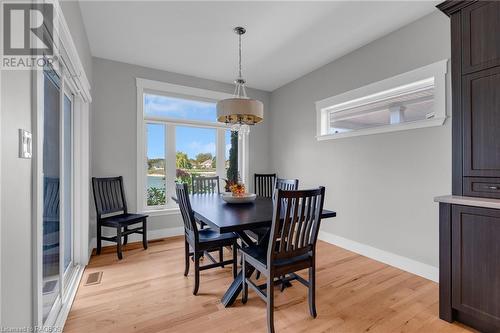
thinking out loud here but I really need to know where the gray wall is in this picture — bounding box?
[0,2,92,327]
[91,57,271,241]
[269,11,451,268]
[1,71,33,327]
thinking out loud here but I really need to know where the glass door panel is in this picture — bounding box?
[63,94,72,272]
[42,69,61,322]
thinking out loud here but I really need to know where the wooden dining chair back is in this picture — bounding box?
[241,187,326,333]
[269,187,325,267]
[275,178,299,191]
[175,182,238,295]
[254,173,277,197]
[93,176,127,216]
[248,177,299,244]
[176,182,199,243]
[191,175,220,194]
[92,176,148,260]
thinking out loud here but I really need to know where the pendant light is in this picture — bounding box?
[216,27,263,134]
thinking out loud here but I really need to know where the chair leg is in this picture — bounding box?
[116,226,123,260]
[219,247,224,268]
[267,275,275,333]
[232,241,237,279]
[308,266,317,318]
[96,224,102,255]
[242,255,248,304]
[142,219,148,249]
[193,252,200,295]
[123,226,128,245]
[184,241,190,277]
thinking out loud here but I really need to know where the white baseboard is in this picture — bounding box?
[318,230,438,282]
[88,226,184,257]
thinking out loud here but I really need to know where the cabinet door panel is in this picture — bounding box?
[463,67,500,177]
[462,1,500,74]
[451,206,500,327]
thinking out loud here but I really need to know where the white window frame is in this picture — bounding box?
[315,59,448,140]
[136,78,249,216]
[32,0,92,328]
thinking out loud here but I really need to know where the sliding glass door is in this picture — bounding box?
[42,67,75,324]
[63,91,73,275]
[42,68,61,322]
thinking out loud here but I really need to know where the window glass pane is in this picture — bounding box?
[63,94,72,271]
[328,82,435,134]
[144,94,217,123]
[146,123,166,206]
[43,69,60,322]
[176,126,216,192]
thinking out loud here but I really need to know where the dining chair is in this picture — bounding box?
[191,175,220,194]
[92,176,148,260]
[254,173,277,197]
[248,177,299,243]
[176,182,238,295]
[240,187,326,333]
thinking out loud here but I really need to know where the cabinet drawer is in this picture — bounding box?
[462,1,500,74]
[464,177,500,198]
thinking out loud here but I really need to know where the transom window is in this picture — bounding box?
[316,59,448,140]
[136,79,246,214]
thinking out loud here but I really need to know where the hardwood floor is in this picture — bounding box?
[65,237,475,333]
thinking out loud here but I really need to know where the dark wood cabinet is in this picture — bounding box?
[462,1,500,74]
[438,0,500,198]
[438,1,500,331]
[463,66,500,182]
[451,206,500,328]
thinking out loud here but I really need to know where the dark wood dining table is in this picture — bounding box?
[178,193,337,307]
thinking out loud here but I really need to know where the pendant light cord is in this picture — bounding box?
[238,33,242,80]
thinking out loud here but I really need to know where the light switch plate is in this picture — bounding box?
[19,129,32,159]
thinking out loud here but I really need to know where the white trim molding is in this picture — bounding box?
[318,230,438,282]
[89,227,184,255]
[316,59,448,141]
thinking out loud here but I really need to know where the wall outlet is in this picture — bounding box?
[19,129,32,159]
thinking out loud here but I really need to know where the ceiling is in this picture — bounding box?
[79,1,439,92]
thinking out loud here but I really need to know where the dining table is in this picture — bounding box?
[175,193,337,307]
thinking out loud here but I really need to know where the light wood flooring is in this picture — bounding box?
[64,236,475,333]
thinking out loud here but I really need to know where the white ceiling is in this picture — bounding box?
[79,1,439,91]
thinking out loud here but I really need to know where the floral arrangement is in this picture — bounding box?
[230,182,246,197]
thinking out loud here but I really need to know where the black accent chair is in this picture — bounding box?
[191,175,220,194]
[241,187,326,333]
[248,177,299,243]
[254,173,277,197]
[92,176,148,260]
[176,182,238,295]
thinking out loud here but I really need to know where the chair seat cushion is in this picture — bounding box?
[101,213,148,227]
[241,245,311,268]
[198,228,237,243]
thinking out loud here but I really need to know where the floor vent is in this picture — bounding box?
[84,271,103,286]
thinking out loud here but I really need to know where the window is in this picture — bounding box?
[316,59,448,140]
[137,79,247,213]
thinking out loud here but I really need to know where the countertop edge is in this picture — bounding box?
[434,195,500,210]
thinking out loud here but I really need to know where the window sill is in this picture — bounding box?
[143,207,180,217]
[316,117,447,141]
